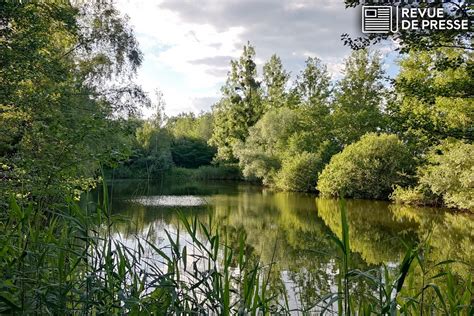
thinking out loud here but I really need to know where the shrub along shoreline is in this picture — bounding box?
[106,131,473,212]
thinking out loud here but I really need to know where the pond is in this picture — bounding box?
[99,178,474,312]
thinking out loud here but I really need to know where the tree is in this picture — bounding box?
[233,57,339,190]
[0,2,146,204]
[292,57,334,154]
[234,108,300,185]
[170,137,216,168]
[317,133,414,199]
[166,112,214,141]
[209,43,263,161]
[294,57,332,106]
[262,54,290,109]
[331,50,386,147]
[388,49,473,153]
[134,121,173,177]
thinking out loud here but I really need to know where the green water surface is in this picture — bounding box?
[100,178,473,311]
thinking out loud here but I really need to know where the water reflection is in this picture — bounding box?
[131,195,207,207]
[104,179,473,310]
[316,199,420,265]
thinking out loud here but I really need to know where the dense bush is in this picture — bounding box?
[274,142,336,192]
[390,186,441,207]
[275,151,323,192]
[193,165,242,180]
[420,140,473,210]
[107,122,174,179]
[110,154,174,179]
[317,133,414,199]
[392,139,473,211]
[109,114,217,178]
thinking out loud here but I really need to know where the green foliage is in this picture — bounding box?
[166,112,214,141]
[110,120,173,178]
[388,49,473,153]
[291,57,334,153]
[318,133,414,199]
[392,139,474,211]
[273,140,337,192]
[166,112,216,168]
[234,107,300,185]
[207,45,470,200]
[385,49,472,210]
[171,137,216,168]
[0,2,145,205]
[419,140,473,210]
[207,47,400,194]
[209,43,264,161]
[391,185,441,207]
[110,111,217,178]
[170,165,242,181]
[275,151,323,192]
[294,56,332,106]
[332,50,386,146]
[262,54,290,109]
[233,67,336,189]
[232,50,394,195]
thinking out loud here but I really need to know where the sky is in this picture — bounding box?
[116,0,399,117]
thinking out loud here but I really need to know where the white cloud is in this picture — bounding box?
[116,0,391,117]
[116,0,247,116]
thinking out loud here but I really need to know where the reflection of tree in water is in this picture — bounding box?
[107,180,474,311]
[111,198,211,245]
[210,191,336,310]
[208,191,382,310]
[316,198,421,265]
[318,199,473,303]
[390,204,474,278]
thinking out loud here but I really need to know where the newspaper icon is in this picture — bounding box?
[362,6,393,33]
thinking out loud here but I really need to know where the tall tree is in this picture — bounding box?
[295,57,332,107]
[332,50,386,146]
[290,57,334,153]
[262,54,290,109]
[209,43,263,161]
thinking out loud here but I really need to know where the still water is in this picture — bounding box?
[104,178,473,311]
